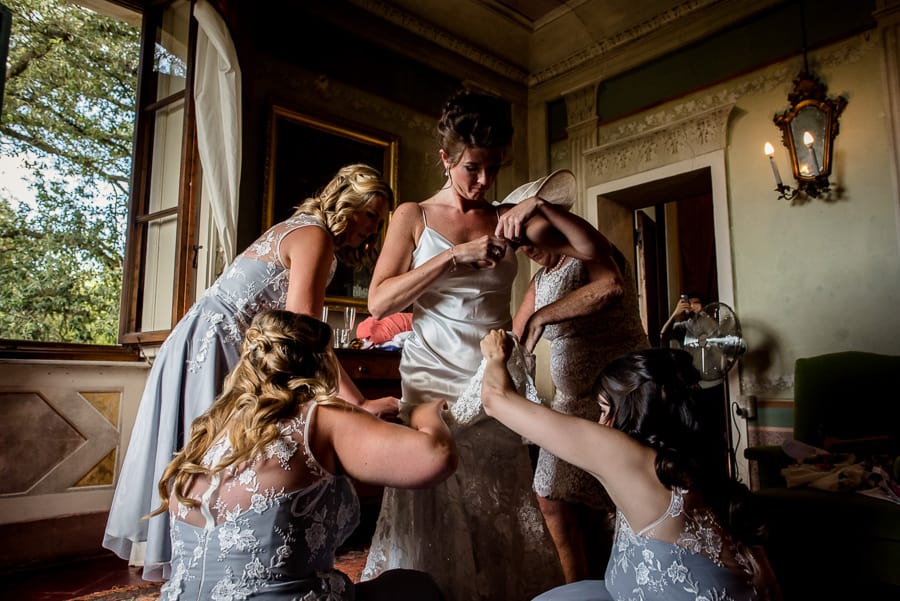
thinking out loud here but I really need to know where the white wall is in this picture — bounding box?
[728,37,900,399]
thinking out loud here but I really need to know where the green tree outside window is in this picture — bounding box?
[0,0,139,344]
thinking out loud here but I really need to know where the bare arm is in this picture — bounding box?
[481,330,678,529]
[316,400,457,488]
[519,256,624,352]
[280,226,395,414]
[511,277,537,341]
[659,298,692,347]
[479,330,617,480]
[497,198,609,261]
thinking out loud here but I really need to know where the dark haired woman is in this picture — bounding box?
[105,164,396,581]
[360,89,605,600]
[480,333,781,601]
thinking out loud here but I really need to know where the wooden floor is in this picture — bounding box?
[5,552,154,601]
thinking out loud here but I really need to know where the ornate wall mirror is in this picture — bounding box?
[263,105,398,308]
[773,72,847,198]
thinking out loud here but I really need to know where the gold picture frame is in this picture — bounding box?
[263,105,399,308]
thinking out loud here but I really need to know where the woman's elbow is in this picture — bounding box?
[418,441,458,486]
[367,291,392,321]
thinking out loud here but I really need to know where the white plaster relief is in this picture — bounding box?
[585,104,733,184]
[740,374,794,397]
[581,32,874,186]
[564,84,598,127]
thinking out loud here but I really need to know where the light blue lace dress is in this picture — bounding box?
[533,488,763,601]
[104,214,336,581]
[159,402,360,600]
[362,209,564,601]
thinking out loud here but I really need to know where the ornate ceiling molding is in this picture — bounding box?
[529,0,720,87]
[347,0,529,84]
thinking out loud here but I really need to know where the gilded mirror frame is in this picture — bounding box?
[263,105,398,309]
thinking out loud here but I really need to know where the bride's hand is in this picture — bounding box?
[453,235,507,269]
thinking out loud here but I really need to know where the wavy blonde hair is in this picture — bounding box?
[152,310,357,517]
[293,163,393,270]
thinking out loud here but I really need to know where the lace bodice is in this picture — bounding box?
[242,213,335,273]
[163,214,335,374]
[605,488,759,601]
[160,403,360,600]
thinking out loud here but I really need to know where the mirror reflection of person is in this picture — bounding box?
[513,241,649,583]
[154,310,457,601]
[480,333,781,601]
[104,164,397,581]
[659,292,704,348]
[361,90,602,600]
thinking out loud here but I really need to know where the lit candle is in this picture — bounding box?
[803,131,820,175]
[764,142,783,186]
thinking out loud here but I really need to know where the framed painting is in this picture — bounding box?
[263,105,398,308]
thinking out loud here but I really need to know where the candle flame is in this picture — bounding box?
[803,131,815,146]
[764,142,774,156]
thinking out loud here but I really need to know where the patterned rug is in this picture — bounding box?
[66,548,369,600]
[68,583,161,601]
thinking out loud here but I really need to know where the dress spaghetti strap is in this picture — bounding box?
[636,488,683,537]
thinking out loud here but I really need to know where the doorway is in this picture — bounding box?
[585,150,746,479]
[594,167,718,346]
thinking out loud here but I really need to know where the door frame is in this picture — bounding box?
[584,149,749,481]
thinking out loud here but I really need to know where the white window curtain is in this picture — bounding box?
[193,0,241,262]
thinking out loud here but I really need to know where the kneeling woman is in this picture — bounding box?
[480,331,780,601]
[153,310,457,600]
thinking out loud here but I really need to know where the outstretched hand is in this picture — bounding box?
[480,329,513,362]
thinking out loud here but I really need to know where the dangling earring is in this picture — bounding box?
[444,168,449,177]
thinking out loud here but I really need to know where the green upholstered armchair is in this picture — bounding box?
[744,351,900,600]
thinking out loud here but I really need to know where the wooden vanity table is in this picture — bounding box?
[333,347,402,523]
[334,347,402,400]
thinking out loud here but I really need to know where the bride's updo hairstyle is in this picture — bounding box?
[437,89,513,167]
[155,310,354,515]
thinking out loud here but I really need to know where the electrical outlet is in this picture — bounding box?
[736,395,757,419]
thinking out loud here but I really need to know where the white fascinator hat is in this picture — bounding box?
[498,169,576,208]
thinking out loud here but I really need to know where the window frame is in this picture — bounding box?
[119,0,200,346]
[0,0,202,359]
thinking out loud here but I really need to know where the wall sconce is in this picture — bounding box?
[765,71,847,201]
[764,1,847,202]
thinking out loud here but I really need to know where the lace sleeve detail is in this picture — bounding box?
[244,214,329,268]
[448,333,544,429]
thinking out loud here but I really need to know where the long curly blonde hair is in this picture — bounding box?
[152,310,357,517]
[293,163,394,270]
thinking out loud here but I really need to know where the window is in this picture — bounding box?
[120,0,200,345]
[0,0,203,356]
